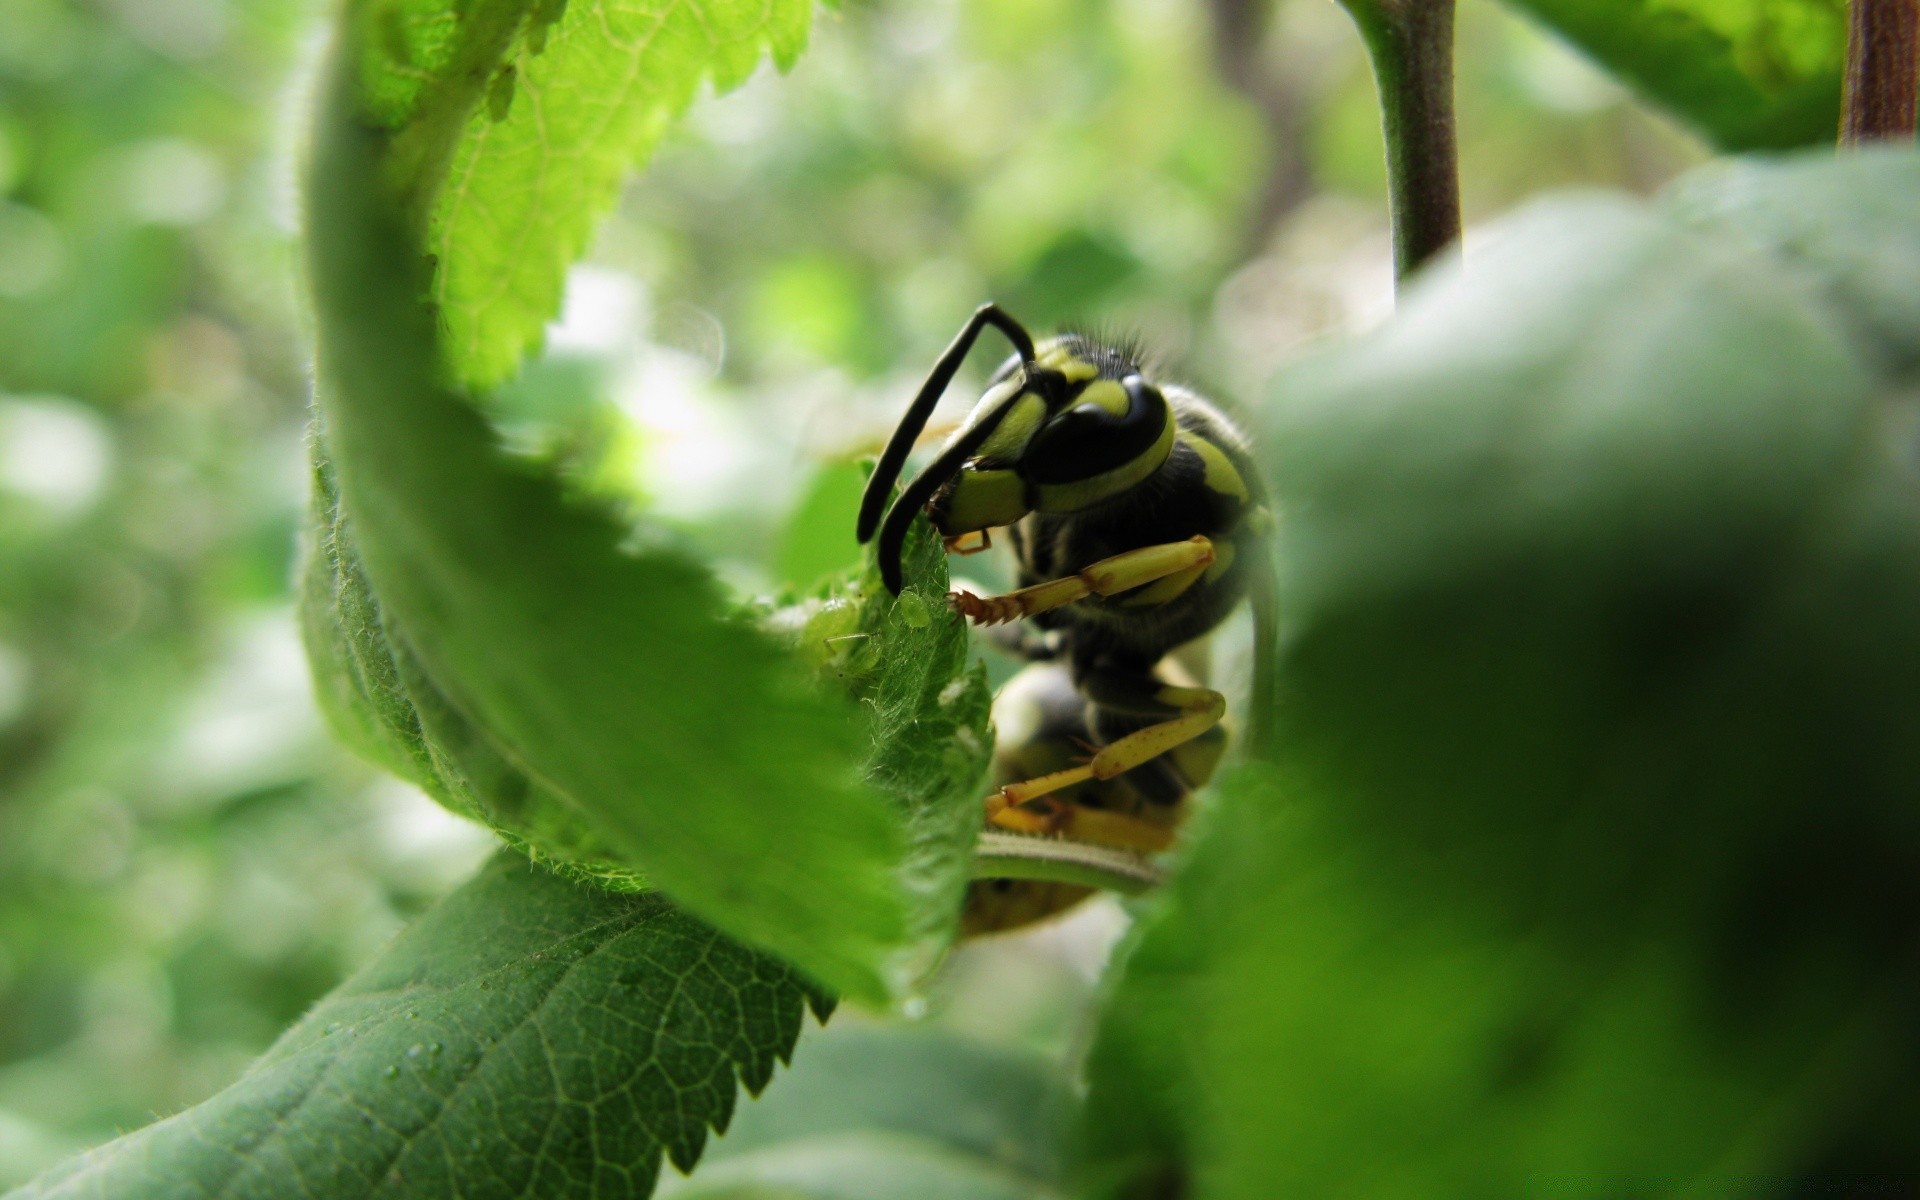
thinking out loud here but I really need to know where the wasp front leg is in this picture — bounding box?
[949,536,1215,626]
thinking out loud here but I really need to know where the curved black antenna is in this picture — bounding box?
[856,303,1037,545]
[873,385,1030,595]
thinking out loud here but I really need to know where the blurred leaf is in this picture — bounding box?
[1005,231,1141,322]
[749,255,872,369]
[670,1134,1046,1200]
[1080,151,1920,1195]
[419,0,814,386]
[1667,149,1920,373]
[305,35,920,1002]
[664,1024,1067,1200]
[775,461,865,590]
[6,852,828,1200]
[1499,0,1843,150]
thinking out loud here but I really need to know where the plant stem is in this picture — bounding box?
[972,831,1165,895]
[1340,0,1461,285]
[1841,0,1920,145]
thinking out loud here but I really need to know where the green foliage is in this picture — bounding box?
[303,3,963,1004]
[663,1024,1069,1199]
[797,513,994,960]
[413,0,814,386]
[1080,149,1920,1195]
[8,852,827,1200]
[1499,0,1844,149]
[13,0,1916,1193]
[302,452,644,889]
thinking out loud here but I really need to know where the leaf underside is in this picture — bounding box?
[301,0,956,1005]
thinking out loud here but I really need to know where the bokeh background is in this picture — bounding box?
[0,0,1705,1182]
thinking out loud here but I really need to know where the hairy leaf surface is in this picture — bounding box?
[303,450,645,889]
[6,854,828,1200]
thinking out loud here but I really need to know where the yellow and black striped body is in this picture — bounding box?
[1000,373,1267,672]
[856,308,1272,932]
[934,335,1267,806]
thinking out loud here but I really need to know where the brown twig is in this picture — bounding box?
[1841,0,1920,144]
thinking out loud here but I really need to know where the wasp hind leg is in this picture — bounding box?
[985,670,1225,851]
[984,793,1179,854]
[950,536,1214,626]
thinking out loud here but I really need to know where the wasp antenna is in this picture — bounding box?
[874,385,1029,594]
[857,303,1037,545]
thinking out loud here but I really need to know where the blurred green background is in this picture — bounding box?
[0,0,1704,1183]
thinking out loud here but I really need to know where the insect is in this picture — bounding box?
[858,304,1277,931]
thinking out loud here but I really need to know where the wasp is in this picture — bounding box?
[858,304,1277,932]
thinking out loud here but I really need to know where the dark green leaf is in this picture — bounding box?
[305,38,916,1002]
[1499,0,1843,150]
[1080,150,1920,1194]
[6,853,827,1200]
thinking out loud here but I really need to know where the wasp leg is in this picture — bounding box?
[985,793,1178,853]
[993,681,1226,808]
[949,536,1215,626]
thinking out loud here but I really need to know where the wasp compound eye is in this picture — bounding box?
[1022,376,1169,486]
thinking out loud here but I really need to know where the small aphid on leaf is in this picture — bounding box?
[894,591,932,629]
[857,304,1276,933]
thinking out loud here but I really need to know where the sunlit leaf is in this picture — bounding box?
[1501,0,1843,150]
[426,0,813,386]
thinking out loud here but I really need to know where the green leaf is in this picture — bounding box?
[424,0,813,385]
[305,36,918,1002]
[302,450,645,890]
[1498,0,1843,150]
[1668,148,1920,374]
[5,853,829,1200]
[776,462,867,591]
[663,1024,1068,1200]
[768,509,995,961]
[1080,151,1920,1194]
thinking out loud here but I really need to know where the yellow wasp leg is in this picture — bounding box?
[985,794,1178,853]
[949,536,1215,626]
[993,684,1226,808]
